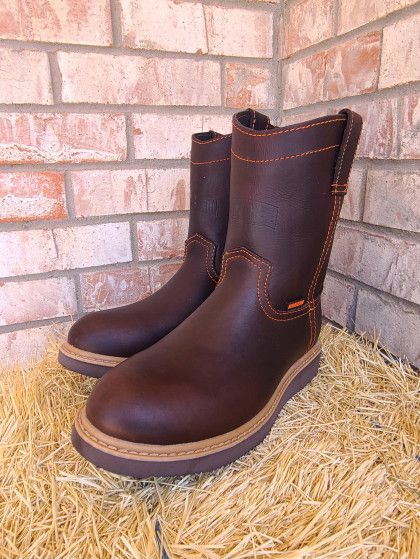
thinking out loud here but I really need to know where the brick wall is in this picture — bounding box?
[0,0,418,368]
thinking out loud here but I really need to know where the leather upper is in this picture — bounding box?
[85,109,362,445]
[68,132,231,358]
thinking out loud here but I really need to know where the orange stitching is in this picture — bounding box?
[307,113,355,346]
[219,248,308,315]
[191,134,232,145]
[185,234,218,283]
[251,109,257,129]
[307,195,340,347]
[191,157,230,165]
[231,144,339,164]
[217,248,316,322]
[331,182,348,194]
[232,118,346,138]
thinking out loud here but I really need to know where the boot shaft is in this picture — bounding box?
[226,109,361,313]
[188,131,231,273]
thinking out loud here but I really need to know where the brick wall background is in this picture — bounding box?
[0,0,418,368]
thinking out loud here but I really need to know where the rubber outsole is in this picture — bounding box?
[58,342,125,378]
[72,343,322,477]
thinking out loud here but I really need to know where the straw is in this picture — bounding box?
[1,325,418,559]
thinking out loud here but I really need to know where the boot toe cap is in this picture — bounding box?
[68,312,113,355]
[84,360,219,446]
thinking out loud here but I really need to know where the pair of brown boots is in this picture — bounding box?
[59,108,362,478]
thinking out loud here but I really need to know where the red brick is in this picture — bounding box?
[283,33,380,108]
[81,267,151,311]
[120,0,207,54]
[0,223,132,277]
[283,0,334,57]
[137,217,189,260]
[132,113,231,160]
[281,109,324,126]
[0,0,112,45]
[0,49,52,104]
[350,98,399,159]
[322,273,356,327]
[0,229,58,278]
[147,168,190,212]
[54,223,132,270]
[324,32,380,101]
[341,167,365,221]
[364,170,420,232]
[224,63,274,109]
[72,170,147,218]
[0,277,77,326]
[0,113,127,165]
[330,224,419,305]
[379,14,420,89]
[355,289,420,367]
[204,5,273,58]
[0,323,69,370]
[149,261,182,292]
[0,172,66,222]
[400,95,419,159]
[58,52,221,106]
[283,51,325,109]
[338,0,418,35]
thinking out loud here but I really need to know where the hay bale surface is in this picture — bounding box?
[1,325,418,559]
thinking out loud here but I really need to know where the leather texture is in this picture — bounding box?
[67,131,231,358]
[84,109,362,446]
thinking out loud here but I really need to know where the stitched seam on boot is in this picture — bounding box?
[307,112,355,347]
[219,248,306,315]
[185,234,218,283]
[232,117,346,138]
[231,144,339,164]
[191,156,230,165]
[218,247,316,322]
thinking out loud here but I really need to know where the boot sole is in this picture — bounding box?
[72,342,321,477]
[58,342,125,378]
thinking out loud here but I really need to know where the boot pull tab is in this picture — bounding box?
[240,108,271,130]
[331,109,363,195]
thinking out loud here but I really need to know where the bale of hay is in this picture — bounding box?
[1,325,418,559]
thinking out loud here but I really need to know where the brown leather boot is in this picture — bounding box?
[72,108,362,476]
[58,131,231,377]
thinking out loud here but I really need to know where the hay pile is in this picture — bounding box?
[1,325,418,558]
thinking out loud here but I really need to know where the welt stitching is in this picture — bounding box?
[191,134,232,145]
[61,346,123,366]
[232,118,346,138]
[231,144,340,165]
[191,156,230,165]
[185,234,218,282]
[77,346,319,458]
